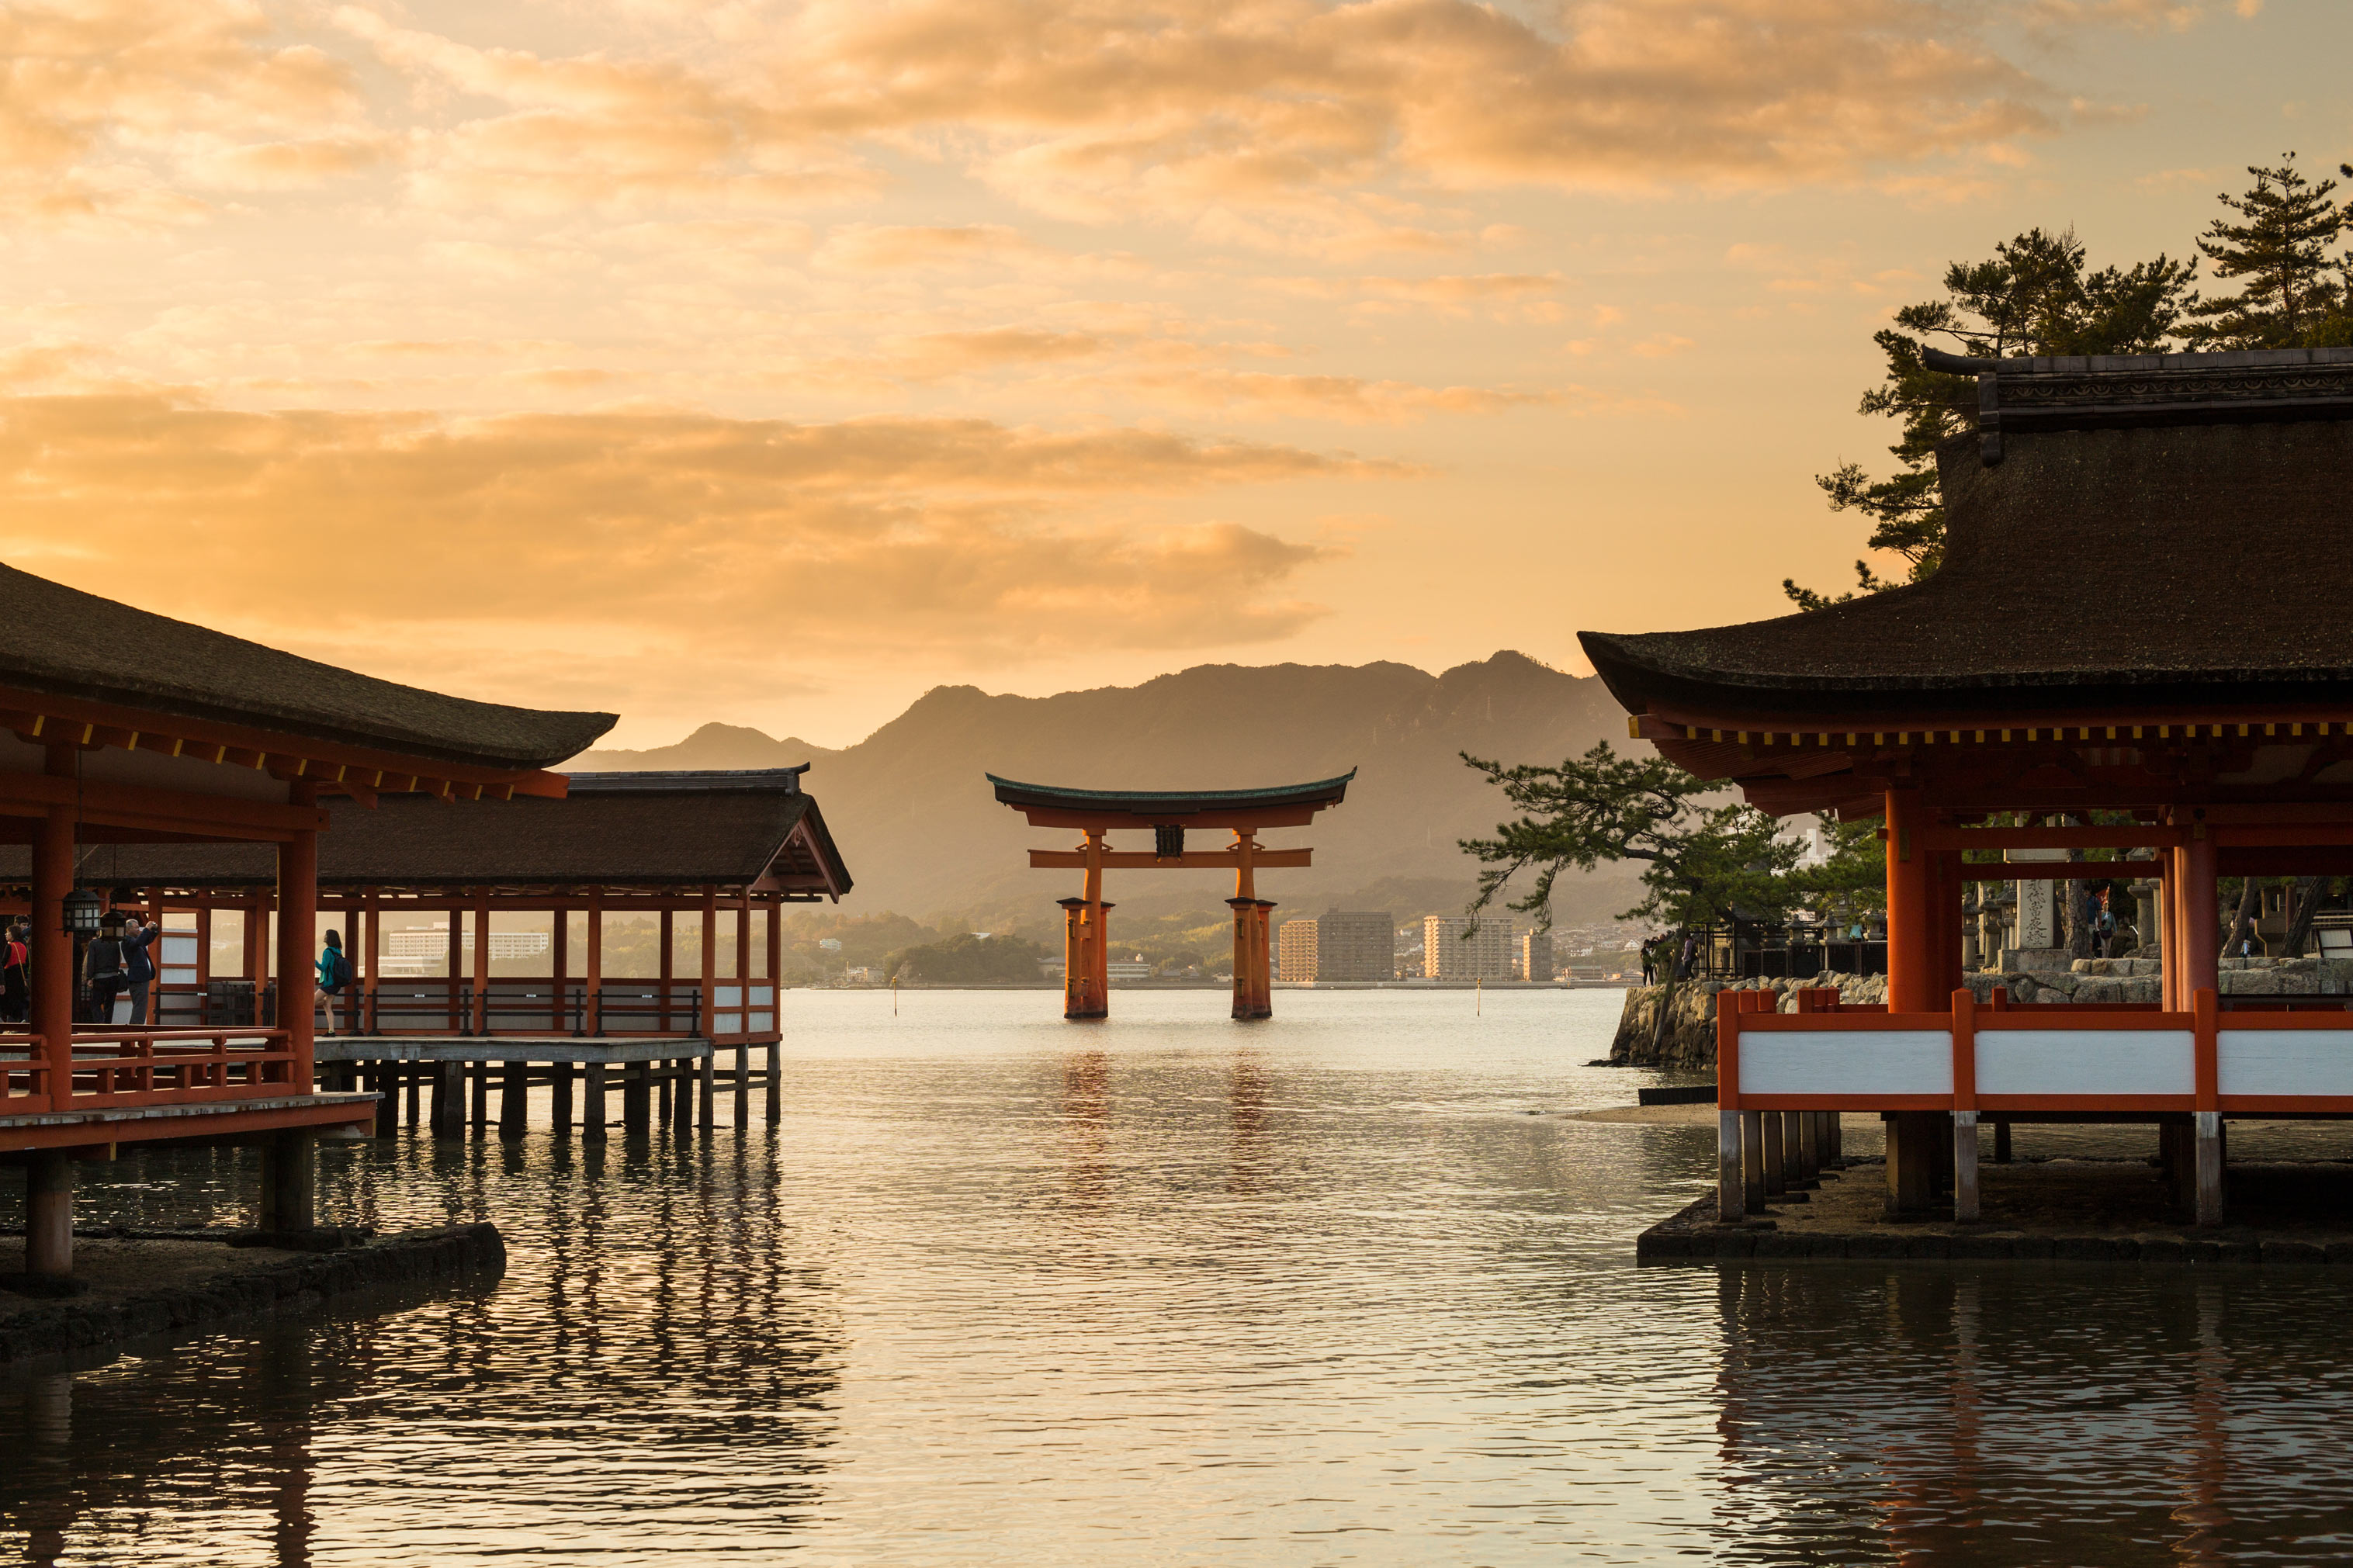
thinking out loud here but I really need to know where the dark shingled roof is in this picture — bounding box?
[1580,350,2353,723]
[988,771,1355,819]
[0,771,851,895]
[0,564,615,770]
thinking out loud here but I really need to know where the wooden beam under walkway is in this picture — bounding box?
[317,1041,784,1141]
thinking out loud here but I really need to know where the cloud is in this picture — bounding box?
[0,391,1395,673]
[1112,367,1565,421]
[0,0,372,223]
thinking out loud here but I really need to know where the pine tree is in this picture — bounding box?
[1786,230,2194,610]
[2181,154,2343,348]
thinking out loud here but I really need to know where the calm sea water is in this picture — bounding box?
[5,987,2353,1565]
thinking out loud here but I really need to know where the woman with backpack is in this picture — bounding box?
[316,929,352,1035]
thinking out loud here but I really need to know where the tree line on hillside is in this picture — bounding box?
[1461,154,2353,974]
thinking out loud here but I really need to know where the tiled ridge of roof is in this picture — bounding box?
[0,565,614,770]
[565,767,809,793]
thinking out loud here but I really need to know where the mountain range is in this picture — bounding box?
[570,652,1646,930]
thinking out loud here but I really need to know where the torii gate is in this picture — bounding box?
[988,773,1355,1020]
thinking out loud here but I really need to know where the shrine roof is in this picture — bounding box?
[0,564,614,772]
[1580,348,2353,727]
[988,772,1354,822]
[8,770,851,897]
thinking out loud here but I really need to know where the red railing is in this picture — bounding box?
[0,1027,296,1115]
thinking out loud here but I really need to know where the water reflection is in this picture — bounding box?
[1708,1263,2353,1565]
[9,989,2353,1564]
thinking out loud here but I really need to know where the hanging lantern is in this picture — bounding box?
[61,888,103,936]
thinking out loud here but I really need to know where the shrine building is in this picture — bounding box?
[0,564,612,1276]
[1580,346,2353,1229]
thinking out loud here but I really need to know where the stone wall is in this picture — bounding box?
[1610,972,1888,1070]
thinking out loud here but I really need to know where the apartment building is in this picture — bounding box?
[1277,919,1320,982]
[1515,930,1554,982]
[1314,909,1394,981]
[1422,916,1516,980]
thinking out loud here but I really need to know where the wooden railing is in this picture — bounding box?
[1719,986,2353,1116]
[0,1028,296,1115]
[344,978,779,1043]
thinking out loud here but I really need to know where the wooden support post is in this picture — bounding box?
[584,890,603,1037]
[1886,1112,1939,1217]
[447,909,463,1031]
[1717,1109,1745,1222]
[1953,1111,1980,1222]
[404,1066,420,1127]
[1716,994,1744,1221]
[431,1061,459,1136]
[1795,1106,1819,1182]
[550,1060,574,1134]
[362,891,379,1037]
[471,891,491,1036]
[278,784,318,1090]
[699,884,718,1093]
[584,1061,607,1142]
[500,1061,527,1138]
[1761,1112,1785,1196]
[698,1052,716,1130]
[765,1040,781,1125]
[373,1063,397,1138]
[1993,1119,2012,1163]
[25,1149,72,1277]
[2194,985,2223,1226]
[470,1062,488,1128]
[673,1057,694,1135]
[31,745,74,1116]
[659,909,674,1030]
[657,1060,672,1124]
[1741,1109,1765,1213]
[1884,787,1933,1013]
[551,907,568,1035]
[735,893,752,1128]
[622,1061,650,1133]
[258,1129,316,1234]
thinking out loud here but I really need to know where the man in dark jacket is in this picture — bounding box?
[122,914,163,1028]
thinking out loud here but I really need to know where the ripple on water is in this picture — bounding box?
[2,988,2351,1564]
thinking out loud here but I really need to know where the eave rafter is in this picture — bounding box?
[0,685,567,807]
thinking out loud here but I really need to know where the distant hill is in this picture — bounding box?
[572,652,1646,930]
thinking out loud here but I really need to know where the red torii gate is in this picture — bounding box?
[989,773,1354,1020]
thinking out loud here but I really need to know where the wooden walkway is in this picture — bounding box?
[318,1037,780,1141]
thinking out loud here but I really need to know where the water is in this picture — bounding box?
[5,987,2353,1564]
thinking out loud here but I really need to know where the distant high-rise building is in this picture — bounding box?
[1314,909,1393,981]
[1277,919,1320,982]
[1515,930,1553,982]
[1423,916,1515,980]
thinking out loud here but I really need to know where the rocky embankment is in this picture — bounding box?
[1609,955,2353,1070]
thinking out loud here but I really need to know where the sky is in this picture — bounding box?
[1,0,2346,749]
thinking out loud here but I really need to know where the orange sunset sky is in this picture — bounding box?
[1,0,2342,748]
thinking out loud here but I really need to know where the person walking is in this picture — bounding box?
[315,929,352,1035]
[84,915,127,1026]
[121,913,162,1028]
[0,922,27,1024]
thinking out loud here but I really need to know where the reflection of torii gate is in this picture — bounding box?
[988,773,1354,1021]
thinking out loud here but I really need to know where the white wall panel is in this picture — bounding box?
[2220,1030,2353,1098]
[1740,1030,1953,1097]
[1976,1030,2192,1096]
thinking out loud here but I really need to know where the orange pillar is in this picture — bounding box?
[276,783,317,1090]
[585,888,604,1035]
[1254,899,1277,1016]
[31,742,75,1113]
[1883,788,1935,1013]
[471,889,490,1035]
[2176,832,2219,1008]
[1060,898,1094,1018]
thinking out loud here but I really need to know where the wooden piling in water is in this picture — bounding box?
[584,1062,607,1142]
[765,1042,781,1125]
[623,1061,650,1132]
[499,1063,527,1140]
[549,1061,574,1134]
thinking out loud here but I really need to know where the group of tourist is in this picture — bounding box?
[0,908,355,1033]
